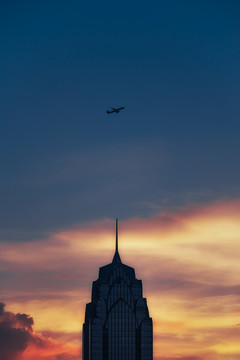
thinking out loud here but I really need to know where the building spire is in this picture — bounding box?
[116,218,118,253]
[112,218,121,264]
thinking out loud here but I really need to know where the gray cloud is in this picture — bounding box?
[0,302,80,360]
[1,136,240,239]
[150,278,240,299]
[0,303,34,360]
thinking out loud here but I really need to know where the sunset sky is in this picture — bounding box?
[1,1,240,360]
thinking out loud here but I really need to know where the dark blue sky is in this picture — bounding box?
[1,1,240,239]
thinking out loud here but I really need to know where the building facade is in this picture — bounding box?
[82,219,153,360]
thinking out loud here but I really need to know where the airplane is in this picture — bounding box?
[106,107,125,114]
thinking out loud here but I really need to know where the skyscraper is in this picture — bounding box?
[82,219,153,360]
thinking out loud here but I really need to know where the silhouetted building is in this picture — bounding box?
[82,219,153,360]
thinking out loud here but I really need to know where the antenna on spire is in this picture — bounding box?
[112,218,121,263]
[116,218,118,253]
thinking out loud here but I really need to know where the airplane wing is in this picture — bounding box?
[106,110,115,114]
[118,107,125,111]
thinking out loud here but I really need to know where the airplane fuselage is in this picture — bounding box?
[106,106,125,114]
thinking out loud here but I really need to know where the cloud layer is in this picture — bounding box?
[1,199,240,359]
